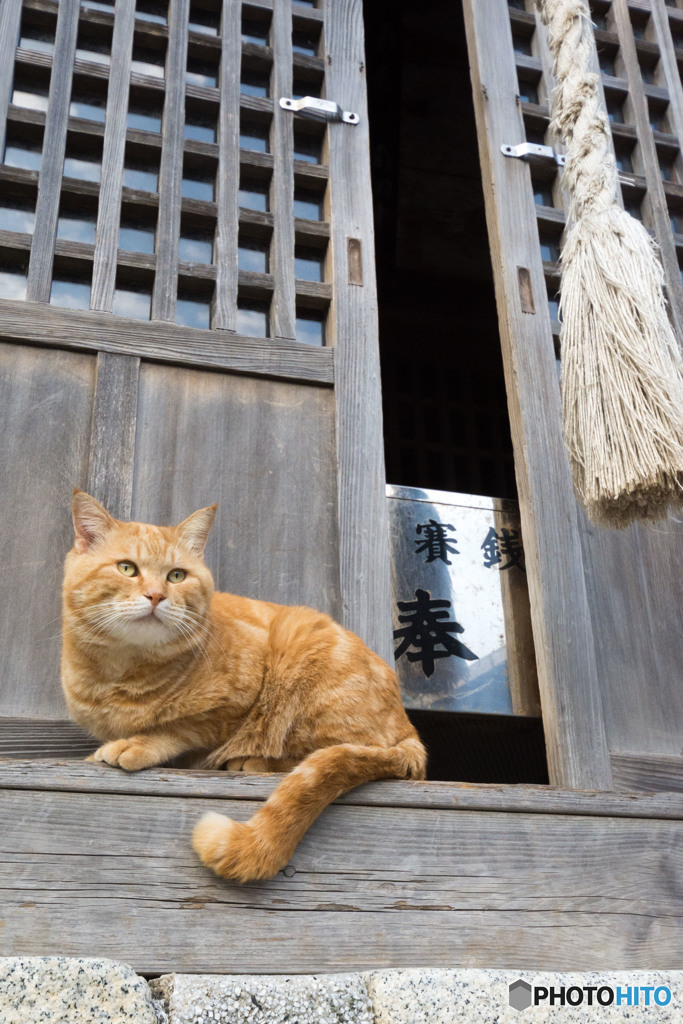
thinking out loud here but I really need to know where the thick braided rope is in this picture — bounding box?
[537,0,617,220]
[535,0,683,525]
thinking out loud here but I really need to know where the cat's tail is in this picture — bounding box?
[192,736,426,883]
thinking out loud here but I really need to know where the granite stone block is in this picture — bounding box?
[0,956,158,1024]
[150,973,375,1024]
[364,968,683,1024]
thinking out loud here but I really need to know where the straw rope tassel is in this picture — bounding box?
[535,0,683,527]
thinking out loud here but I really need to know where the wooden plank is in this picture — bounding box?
[612,0,683,330]
[213,0,241,331]
[90,0,136,312]
[0,344,95,719]
[0,298,335,384]
[26,0,80,302]
[151,0,190,322]
[131,362,342,615]
[462,0,612,790]
[0,725,95,760]
[612,752,683,793]
[326,2,393,663]
[87,353,140,520]
[578,514,683,756]
[0,787,681,970]
[2,757,683,819]
[0,0,23,159]
[270,0,297,340]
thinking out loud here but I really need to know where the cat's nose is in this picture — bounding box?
[145,592,164,609]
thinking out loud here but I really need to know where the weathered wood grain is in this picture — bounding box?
[270,0,297,340]
[0,344,95,719]
[463,0,612,789]
[131,362,342,615]
[87,353,140,520]
[26,0,80,302]
[0,0,23,159]
[151,0,190,322]
[0,298,334,385]
[213,0,241,331]
[3,757,683,820]
[0,787,681,970]
[578,514,683,757]
[90,0,136,312]
[612,752,683,793]
[0,726,95,761]
[327,1,393,663]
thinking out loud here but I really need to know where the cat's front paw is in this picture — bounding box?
[90,737,158,771]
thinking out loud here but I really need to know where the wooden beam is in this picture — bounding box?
[462,0,613,790]
[327,1,392,662]
[270,0,297,340]
[3,757,682,820]
[0,0,23,159]
[90,0,136,313]
[0,785,680,971]
[213,0,241,331]
[86,352,140,519]
[0,298,335,385]
[26,0,80,302]
[151,0,190,322]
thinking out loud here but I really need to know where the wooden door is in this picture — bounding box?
[463,0,683,790]
[0,0,390,756]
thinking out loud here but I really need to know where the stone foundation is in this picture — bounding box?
[1,960,681,1023]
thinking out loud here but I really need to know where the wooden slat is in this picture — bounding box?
[1,787,681,970]
[90,0,136,312]
[462,0,613,790]
[0,725,95,760]
[151,0,190,322]
[612,752,683,793]
[26,0,80,302]
[0,344,95,719]
[3,757,683,819]
[578,515,683,757]
[0,298,335,384]
[326,3,393,663]
[270,0,297,340]
[612,0,683,330]
[131,363,341,615]
[87,353,140,520]
[0,0,23,158]
[213,0,241,330]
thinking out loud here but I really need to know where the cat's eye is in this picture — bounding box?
[117,561,138,577]
[167,568,186,583]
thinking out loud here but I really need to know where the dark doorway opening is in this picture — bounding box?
[363,0,517,500]
[363,0,547,786]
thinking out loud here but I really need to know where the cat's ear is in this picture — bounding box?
[176,504,217,556]
[72,489,116,553]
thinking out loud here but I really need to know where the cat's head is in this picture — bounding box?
[63,491,217,652]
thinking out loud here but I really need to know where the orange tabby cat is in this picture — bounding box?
[61,490,426,883]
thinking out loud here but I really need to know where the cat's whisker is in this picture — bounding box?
[166,611,215,670]
[177,608,227,657]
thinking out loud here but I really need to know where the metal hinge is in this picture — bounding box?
[501,142,566,167]
[279,96,359,125]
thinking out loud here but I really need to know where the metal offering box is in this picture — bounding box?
[387,484,538,716]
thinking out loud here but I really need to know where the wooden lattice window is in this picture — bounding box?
[0,0,332,338]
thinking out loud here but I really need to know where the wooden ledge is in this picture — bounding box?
[1,757,682,820]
